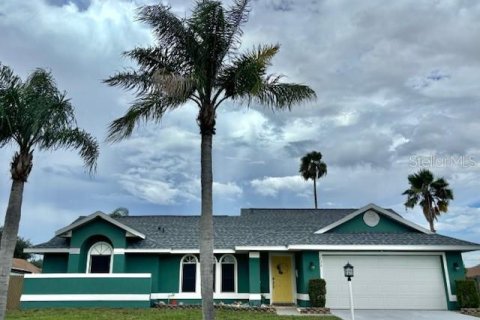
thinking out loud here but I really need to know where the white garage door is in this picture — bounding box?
[322,255,447,310]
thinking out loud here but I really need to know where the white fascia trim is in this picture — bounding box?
[24,273,151,279]
[296,293,309,301]
[236,246,287,251]
[124,249,171,253]
[249,294,261,301]
[150,293,250,300]
[288,244,480,251]
[441,252,457,302]
[113,249,125,255]
[55,211,145,239]
[249,252,260,258]
[172,249,200,254]
[314,203,432,234]
[123,249,235,254]
[21,294,150,302]
[24,248,80,254]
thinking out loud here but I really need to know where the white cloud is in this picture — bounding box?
[213,182,243,199]
[118,174,182,205]
[250,175,309,197]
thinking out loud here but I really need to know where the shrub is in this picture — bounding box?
[308,278,326,307]
[456,280,480,308]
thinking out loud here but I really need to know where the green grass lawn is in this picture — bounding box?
[7,309,342,320]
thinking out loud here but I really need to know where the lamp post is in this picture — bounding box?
[343,262,354,320]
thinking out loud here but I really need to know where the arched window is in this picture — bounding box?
[87,241,113,273]
[181,255,198,293]
[220,254,237,293]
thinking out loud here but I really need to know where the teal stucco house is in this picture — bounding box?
[22,203,479,310]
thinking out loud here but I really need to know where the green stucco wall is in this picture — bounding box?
[296,251,320,294]
[23,277,150,294]
[70,218,127,248]
[21,275,152,309]
[42,253,68,273]
[158,255,181,292]
[21,301,149,309]
[236,254,249,293]
[444,251,466,310]
[330,213,418,233]
[126,254,161,292]
[248,255,260,294]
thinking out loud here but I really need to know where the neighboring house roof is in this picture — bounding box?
[11,258,40,274]
[467,264,480,278]
[27,204,480,253]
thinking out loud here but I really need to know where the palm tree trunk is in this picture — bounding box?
[428,218,435,233]
[313,178,318,209]
[425,195,436,233]
[0,180,25,320]
[200,132,214,320]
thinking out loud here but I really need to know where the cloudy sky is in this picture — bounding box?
[1,0,480,266]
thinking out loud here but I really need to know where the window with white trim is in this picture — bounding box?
[220,254,236,293]
[181,255,198,292]
[87,241,113,273]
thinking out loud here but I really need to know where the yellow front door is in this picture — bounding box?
[271,255,294,304]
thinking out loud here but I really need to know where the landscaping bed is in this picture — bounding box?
[461,308,480,318]
[155,302,276,313]
[298,307,331,314]
[6,308,342,320]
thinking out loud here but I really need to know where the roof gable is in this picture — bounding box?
[314,203,432,235]
[55,211,145,239]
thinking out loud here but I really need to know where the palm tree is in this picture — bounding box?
[299,151,327,209]
[104,1,316,318]
[402,169,454,232]
[110,207,129,218]
[0,64,99,320]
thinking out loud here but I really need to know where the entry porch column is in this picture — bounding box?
[249,251,261,305]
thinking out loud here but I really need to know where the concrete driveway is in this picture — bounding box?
[331,310,477,320]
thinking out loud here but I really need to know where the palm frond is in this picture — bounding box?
[188,0,229,91]
[254,78,317,110]
[137,4,190,50]
[0,64,21,90]
[217,44,280,99]
[104,70,154,94]
[124,46,191,76]
[40,128,99,173]
[107,93,185,142]
[222,0,250,57]
[153,71,196,100]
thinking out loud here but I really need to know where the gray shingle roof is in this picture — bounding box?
[33,208,480,250]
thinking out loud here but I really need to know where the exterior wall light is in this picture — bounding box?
[309,262,316,271]
[453,262,460,271]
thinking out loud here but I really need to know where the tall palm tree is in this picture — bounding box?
[299,151,327,209]
[0,64,99,320]
[104,1,315,318]
[402,169,454,232]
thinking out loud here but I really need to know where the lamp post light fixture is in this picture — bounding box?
[343,262,355,320]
